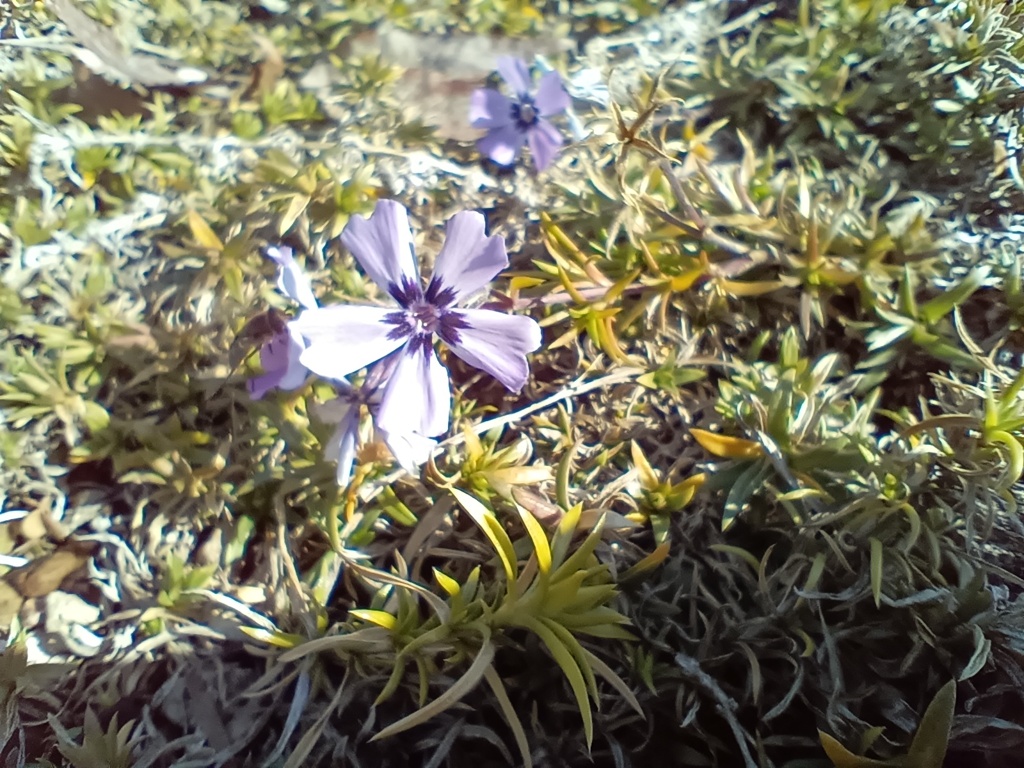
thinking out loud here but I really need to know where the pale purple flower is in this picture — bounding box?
[318,384,362,487]
[247,325,309,400]
[318,375,437,487]
[469,56,570,171]
[290,200,543,438]
[252,246,438,484]
[247,246,318,400]
[266,245,318,311]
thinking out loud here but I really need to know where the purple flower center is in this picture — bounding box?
[407,300,441,335]
[383,293,472,351]
[383,273,466,341]
[511,97,538,129]
[389,275,423,307]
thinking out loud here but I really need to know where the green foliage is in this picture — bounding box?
[269,490,635,767]
[819,679,956,767]
[52,710,135,768]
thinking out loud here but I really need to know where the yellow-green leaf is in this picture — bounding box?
[630,441,660,491]
[620,541,670,580]
[513,501,552,575]
[691,428,764,460]
[524,616,594,748]
[668,267,705,292]
[717,278,787,296]
[348,563,450,622]
[905,680,956,768]
[433,569,462,599]
[239,626,305,649]
[348,609,397,629]
[187,210,224,251]
[551,502,583,567]
[819,731,896,767]
[869,537,883,608]
[452,488,518,591]
[278,627,391,662]
[279,193,310,235]
[371,634,496,742]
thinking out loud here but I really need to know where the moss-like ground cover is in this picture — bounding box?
[2,0,1024,765]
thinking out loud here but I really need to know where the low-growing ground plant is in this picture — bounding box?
[1,0,1023,766]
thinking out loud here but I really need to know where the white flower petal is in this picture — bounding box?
[340,200,420,301]
[534,70,570,117]
[527,119,564,171]
[266,245,318,309]
[429,211,508,305]
[444,309,541,391]
[276,326,311,390]
[380,428,437,474]
[324,406,360,488]
[496,56,532,96]
[291,306,405,380]
[477,124,526,167]
[376,343,451,438]
[469,88,514,128]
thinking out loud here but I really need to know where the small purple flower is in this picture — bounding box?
[266,245,318,311]
[319,377,437,487]
[470,56,570,171]
[247,325,309,400]
[318,384,363,487]
[247,246,318,400]
[290,200,542,438]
